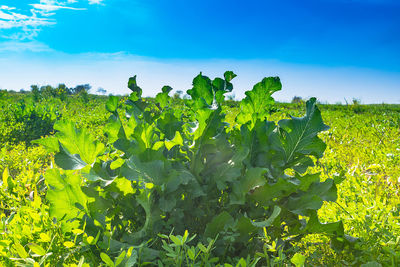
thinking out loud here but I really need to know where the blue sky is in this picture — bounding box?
[0,0,399,103]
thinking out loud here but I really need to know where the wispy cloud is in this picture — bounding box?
[0,1,102,41]
[0,6,54,40]
[88,0,104,5]
[31,4,86,17]
[0,40,53,52]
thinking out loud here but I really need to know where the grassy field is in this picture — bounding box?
[0,82,399,266]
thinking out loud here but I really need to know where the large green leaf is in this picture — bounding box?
[55,142,87,170]
[106,95,119,113]
[231,167,267,205]
[250,177,298,206]
[251,205,281,227]
[128,75,142,98]
[304,210,344,236]
[187,73,214,106]
[286,179,337,215]
[276,98,329,168]
[157,112,183,140]
[204,211,234,238]
[155,85,172,108]
[236,77,281,126]
[45,169,88,231]
[49,121,105,167]
[124,155,165,185]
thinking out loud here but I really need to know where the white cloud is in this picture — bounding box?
[0,6,16,11]
[0,7,54,31]
[0,1,99,40]
[0,40,53,52]
[31,4,86,16]
[88,0,104,4]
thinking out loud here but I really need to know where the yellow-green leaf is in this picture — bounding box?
[13,242,28,259]
[39,233,51,243]
[63,241,75,248]
[28,243,46,256]
[72,229,84,235]
[100,252,114,267]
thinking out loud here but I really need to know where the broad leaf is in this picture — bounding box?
[204,211,234,238]
[45,169,88,231]
[276,98,329,168]
[236,77,281,126]
[55,142,87,170]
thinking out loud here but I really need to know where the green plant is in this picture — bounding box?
[0,100,59,145]
[35,72,344,265]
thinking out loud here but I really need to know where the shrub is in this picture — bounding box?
[36,72,345,264]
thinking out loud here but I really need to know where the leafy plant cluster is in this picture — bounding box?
[31,83,92,102]
[0,100,60,145]
[34,72,345,265]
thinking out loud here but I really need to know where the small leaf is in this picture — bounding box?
[39,233,51,242]
[28,243,46,256]
[187,247,195,260]
[2,167,13,190]
[100,252,115,267]
[125,249,138,266]
[236,258,247,267]
[169,235,183,246]
[63,241,75,248]
[291,253,306,267]
[114,250,126,266]
[182,230,189,244]
[13,242,28,259]
[86,236,94,245]
[72,229,84,235]
[198,243,207,253]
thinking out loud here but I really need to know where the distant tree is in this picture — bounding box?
[227,94,235,101]
[80,90,89,103]
[56,84,68,101]
[173,90,183,99]
[0,89,7,99]
[291,96,303,104]
[73,84,91,95]
[41,85,57,98]
[31,85,41,102]
[97,87,107,95]
[352,98,361,105]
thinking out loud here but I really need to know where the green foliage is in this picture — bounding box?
[0,100,59,145]
[1,75,400,266]
[37,72,343,265]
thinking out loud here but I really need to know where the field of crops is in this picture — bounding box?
[1,73,399,266]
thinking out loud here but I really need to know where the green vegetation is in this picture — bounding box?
[0,73,399,266]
